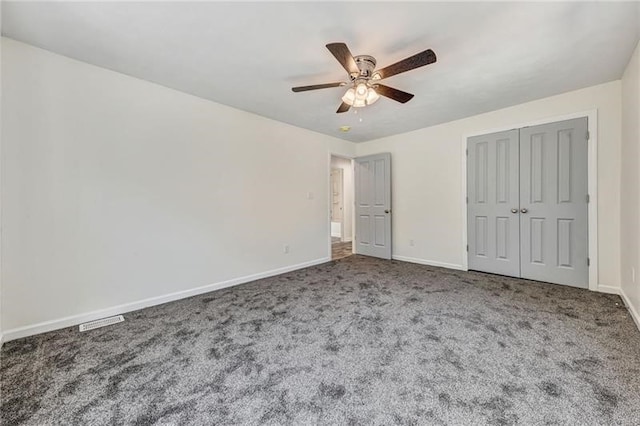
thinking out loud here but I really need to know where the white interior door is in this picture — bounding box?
[355,153,391,259]
[519,118,589,288]
[467,129,521,276]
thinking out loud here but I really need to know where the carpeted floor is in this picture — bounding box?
[2,255,640,425]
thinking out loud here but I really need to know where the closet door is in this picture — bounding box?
[467,130,521,276]
[519,118,589,288]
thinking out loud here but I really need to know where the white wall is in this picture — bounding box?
[620,40,640,328]
[330,156,353,242]
[0,6,3,344]
[1,38,355,337]
[356,81,622,290]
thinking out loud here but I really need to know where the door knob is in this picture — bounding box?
[385,209,391,214]
[521,208,528,214]
[511,208,518,214]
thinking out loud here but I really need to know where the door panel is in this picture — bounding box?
[468,130,520,276]
[374,216,386,246]
[475,216,488,257]
[496,217,510,259]
[557,219,573,267]
[355,153,391,259]
[529,217,545,264]
[358,215,371,245]
[519,117,588,288]
[529,134,545,203]
[475,142,488,203]
[496,139,510,203]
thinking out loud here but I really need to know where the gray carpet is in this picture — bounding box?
[2,255,640,425]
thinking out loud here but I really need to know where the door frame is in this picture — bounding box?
[328,153,355,258]
[330,167,345,240]
[461,109,599,291]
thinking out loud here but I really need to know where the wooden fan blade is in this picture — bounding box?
[336,102,351,113]
[375,49,436,80]
[292,82,346,92]
[374,84,414,103]
[326,43,359,76]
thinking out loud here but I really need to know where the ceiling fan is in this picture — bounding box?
[291,43,437,113]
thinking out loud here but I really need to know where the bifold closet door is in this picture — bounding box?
[519,118,589,288]
[467,130,521,276]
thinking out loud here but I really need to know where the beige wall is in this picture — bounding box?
[357,81,622,291]
[1,38,355,338]
[621,40,640,328]
[0,5,3,343]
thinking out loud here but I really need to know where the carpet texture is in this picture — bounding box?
[2,255,640,425]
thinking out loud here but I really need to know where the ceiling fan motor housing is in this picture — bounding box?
[353,55,377,79]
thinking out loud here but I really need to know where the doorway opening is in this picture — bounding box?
[330,155,354,260]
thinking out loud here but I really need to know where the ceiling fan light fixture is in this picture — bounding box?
[352,98,366,108]
[343,84,379,108]
[341,87,356,105]
[366,87,380,105]
[341,86,366,107]
[356,83,368,97]
[353,83,369,106]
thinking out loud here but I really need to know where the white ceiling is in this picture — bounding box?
[2,2,639,142]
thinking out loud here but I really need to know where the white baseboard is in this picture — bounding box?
[620,288,640,332]
[392,255,466,271]
[596,285,620,295]
[2,257,330,343]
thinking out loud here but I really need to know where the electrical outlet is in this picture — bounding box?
[307,192,314,200]
[283,245,290,254]
[409,239,415,247]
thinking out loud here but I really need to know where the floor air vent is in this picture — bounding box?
[79,315,124,332]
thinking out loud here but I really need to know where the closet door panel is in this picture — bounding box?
[519,118,589,288]
[467,130,520,276]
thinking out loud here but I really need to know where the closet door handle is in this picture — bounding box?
[511,208,518,214]
[521,208,528,214]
